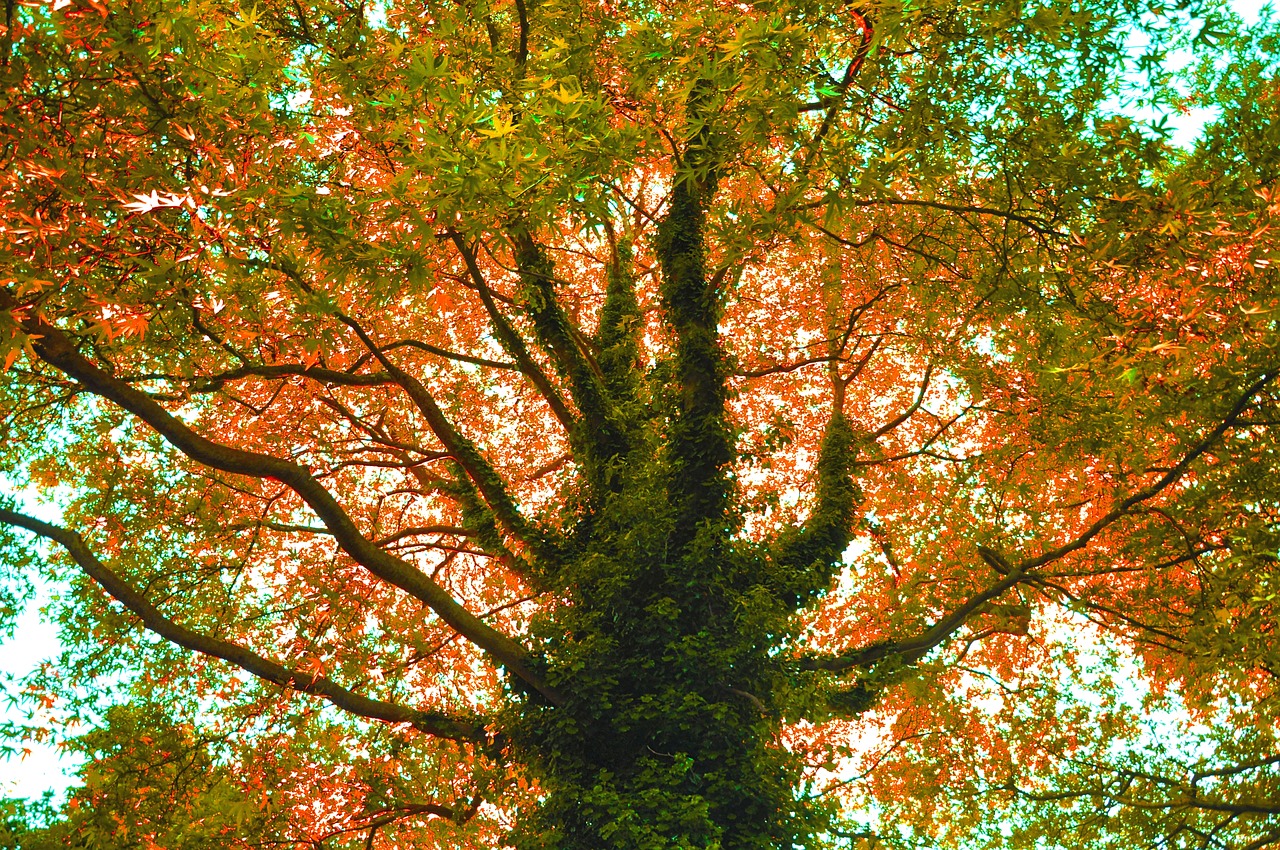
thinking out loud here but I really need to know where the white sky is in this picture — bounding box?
[0,489,80,802]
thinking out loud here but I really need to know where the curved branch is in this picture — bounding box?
[4,295,562,705]
[801,560,1029,672]
[333,310,558,567]
[846,197,1066,238]
[375,525,476,546]
[870,363,933,439]
[0,508,484,742]
[770,412,859,607]
[448,230,578,436]
[805,8,874,148]
[1019,371,1276,573]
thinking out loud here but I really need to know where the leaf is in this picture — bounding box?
[479,111,519,139]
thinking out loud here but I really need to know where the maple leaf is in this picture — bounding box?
[478,112,518,139]
[122,190,191,213]
[549,84,581,105]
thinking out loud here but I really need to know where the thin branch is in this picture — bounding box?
[805,9,874,152]
[734,353,843,379]
[332,309,557,568]
[226,519,333,536]
[806,218,966,279]
[319,796,482,843]
[0,508,484,741]
[801,558,1030,672]
[845,196,1066,238]
[806,374,1276,674]
[870,363,934,439]
[376,338,517,372]
[1019,371,1276,573]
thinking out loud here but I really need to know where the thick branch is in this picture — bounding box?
[375,525,476,546]
[448,230,578,436]
[510,228,629,468]
[335,311,558,566]
[5,297,561,704]
[768,246,877,604]
[512,0,528,68]
[0,508,484,741]
[594,232,643,406]
[659,81,731,544]
[770,412,859,606]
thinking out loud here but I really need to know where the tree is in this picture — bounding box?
[0,704,276,849]
[1,0,1279,845]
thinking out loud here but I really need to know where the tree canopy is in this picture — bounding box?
[2,0,1280,846]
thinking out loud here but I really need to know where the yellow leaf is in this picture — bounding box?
[550,84,580,105]
[479,112,518,139]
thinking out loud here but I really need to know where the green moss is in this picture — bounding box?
[769,413,860,607]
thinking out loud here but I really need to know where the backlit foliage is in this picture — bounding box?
[2,0,1280,847]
